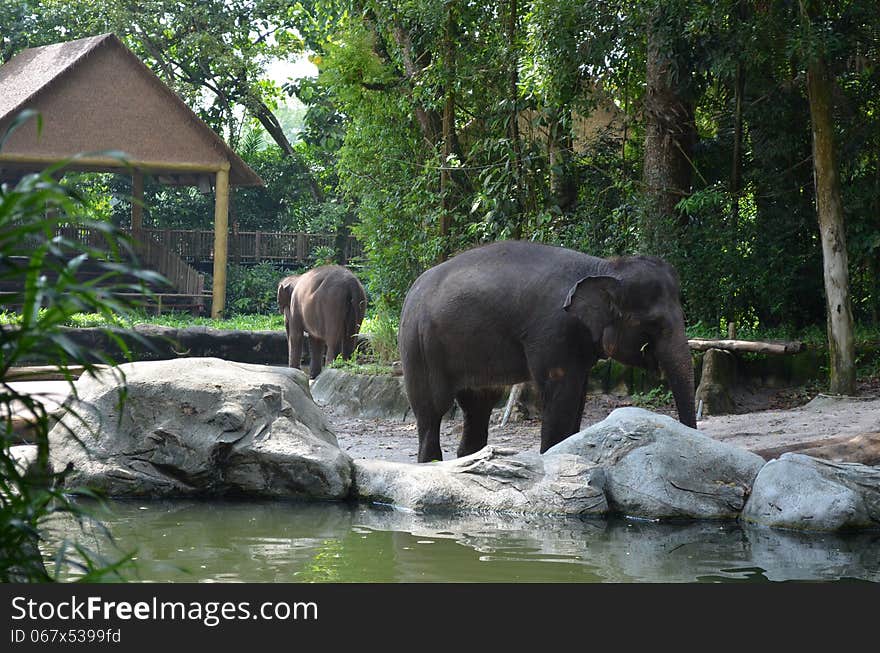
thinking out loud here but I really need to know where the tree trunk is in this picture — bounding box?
[508,0,524,238]
[641,5,697,255]
[730,61,744,223]
[548,109,577,212]
[805,54,856,395]
[438,5,456,259]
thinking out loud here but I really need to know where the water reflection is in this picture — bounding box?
[48,500,880,583]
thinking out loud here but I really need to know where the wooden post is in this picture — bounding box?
[131,171,144,234]
[211,165,230,319]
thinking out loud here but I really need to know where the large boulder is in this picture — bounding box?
[354,446,607,516]
[547,407,766,520]
[742,453,880,532]
[311,368,414,420]
[48,358,352,499]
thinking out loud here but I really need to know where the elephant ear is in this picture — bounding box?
[562,275,623,339]
[277,276,299,314]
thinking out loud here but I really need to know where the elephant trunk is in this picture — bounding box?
[656,333,697,429]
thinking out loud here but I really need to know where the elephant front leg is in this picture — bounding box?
[536,368,591,453]
[455,388,504,458]
[309,336,326,379]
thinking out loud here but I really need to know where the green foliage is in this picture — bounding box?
[310,245,336,267]
[8,0,880,341]
[328,355,394,376]
[630,387,674,410]
[359,307,400,364]
[225,262,300,316]
[0,309,284,332]
[0,114,153,581]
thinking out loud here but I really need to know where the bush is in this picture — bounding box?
[0,111,155,581]
[359,305,400,364]
[225,262,301,315]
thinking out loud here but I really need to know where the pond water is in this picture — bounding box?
[50,500,880,583]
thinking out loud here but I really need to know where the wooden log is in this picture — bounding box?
[688,339,805,355]
[498,383,524,427]
[752,432,880,466]
[3,365,109,381]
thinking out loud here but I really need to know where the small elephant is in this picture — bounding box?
[278,265,367,379]
[399,240,696,463]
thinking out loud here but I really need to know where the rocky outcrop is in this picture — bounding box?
[354,446,607,516]
[10,444,42,478]
[48,358,352,499]
[311,368,414,420]
[742,453,880,532]
[546,407,766,520]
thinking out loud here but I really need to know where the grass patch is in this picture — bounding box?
[358,309,399,364]
[328,353,395,376]
[0,310,286,331]
[630,387,674,409]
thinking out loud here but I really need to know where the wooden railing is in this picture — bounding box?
[140,229,363,265]
[55,225,207,313]
[134,236,205,298]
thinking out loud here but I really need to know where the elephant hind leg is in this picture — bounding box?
[286,310,304,369]
[308,336,326,379]
[416,410,445,463]
[455,387,504,458]
[411,380,454,463]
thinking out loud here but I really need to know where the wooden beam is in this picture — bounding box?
[211,165,230,319]
[131,171,144,233]
[688,339,806,355]
[0,153,231,175]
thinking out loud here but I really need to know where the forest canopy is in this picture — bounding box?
[3,0,878,334]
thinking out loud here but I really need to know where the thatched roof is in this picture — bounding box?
[0,34,262,187]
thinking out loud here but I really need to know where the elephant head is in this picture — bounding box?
[563,256,696,429]
[277,274,300,315]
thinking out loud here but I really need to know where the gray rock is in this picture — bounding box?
[49,358,352,499]
[354,446,607,516]
[10,444,42,478]
[311,368,413,420]
[547,407,765,520]
[742,453,880,531]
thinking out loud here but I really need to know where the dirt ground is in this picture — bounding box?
[324,378,880,464]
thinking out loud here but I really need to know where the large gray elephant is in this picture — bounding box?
[278,265,367,379]
[399,240,696,462]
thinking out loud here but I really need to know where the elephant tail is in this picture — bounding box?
[344,287,365,340]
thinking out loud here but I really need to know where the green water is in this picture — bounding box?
[51,500,880,583]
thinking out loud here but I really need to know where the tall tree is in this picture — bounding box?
[641,0,698,255]
[799,0,856,394]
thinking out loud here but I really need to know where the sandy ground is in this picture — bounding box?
[325,380,880,464]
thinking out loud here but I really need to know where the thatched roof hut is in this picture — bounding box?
[0,33,264,317]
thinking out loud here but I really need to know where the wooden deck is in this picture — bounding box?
[43,225,362,315]
[139,229,363,266]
